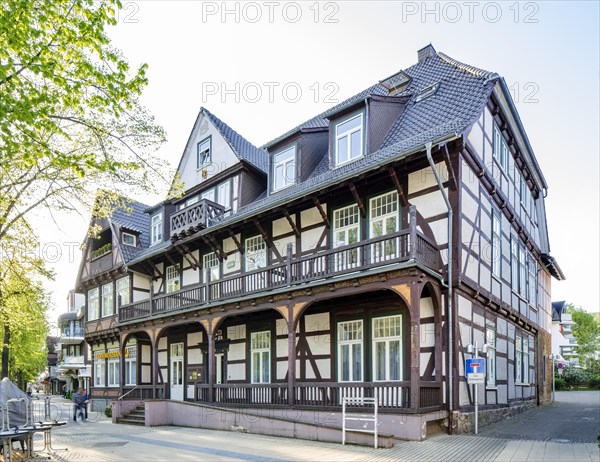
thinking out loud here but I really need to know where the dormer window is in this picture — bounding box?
[335,113,363,166]
[151,212,163,245]
[122,232,136,247]
[197,136,211,168]
[272,145,296,191]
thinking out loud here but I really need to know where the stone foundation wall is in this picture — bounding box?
[452,401,536,433]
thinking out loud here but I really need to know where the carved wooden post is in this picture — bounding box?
[409,205,417,259]
[205,268,211,302]
[151,336,159,399]
[286,243,293,286]
[287,317,296,406]
[149,284,154,315]
[119,336,126,397]
[207,324,215,403]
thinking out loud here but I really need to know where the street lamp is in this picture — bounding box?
[465,341,488,435]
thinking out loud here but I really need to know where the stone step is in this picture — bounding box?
[116,417,145,425]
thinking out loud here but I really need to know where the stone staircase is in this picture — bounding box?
[116,403,146,426]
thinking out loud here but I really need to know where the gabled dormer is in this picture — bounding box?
[266,127,328,195]
[169,108,268,241]
[324,94,408,170]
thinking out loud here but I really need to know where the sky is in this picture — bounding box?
[39,1,600,325]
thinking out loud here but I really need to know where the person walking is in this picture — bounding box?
[72,388,88,422]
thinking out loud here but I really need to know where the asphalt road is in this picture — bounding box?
[479,390,600,443]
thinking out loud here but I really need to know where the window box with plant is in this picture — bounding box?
[92,243,112,260]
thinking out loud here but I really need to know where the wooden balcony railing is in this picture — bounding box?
[120,384,167,400]
[192,381,416,410]
[120,206,443,322]
[170,199,226,241]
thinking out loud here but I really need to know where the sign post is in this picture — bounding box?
[465,356,486,434]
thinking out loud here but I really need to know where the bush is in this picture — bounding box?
[554,377,567,390]
[104,405,112,418]
[589,375,600,390]
[561,365,591,389]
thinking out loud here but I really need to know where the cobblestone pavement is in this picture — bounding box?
[13,393,600,462]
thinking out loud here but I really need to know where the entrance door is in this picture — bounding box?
[170,343,184,400]
[215,353,225,385]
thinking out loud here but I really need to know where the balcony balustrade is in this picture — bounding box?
[120,206,442,323]
[170,199,226,241]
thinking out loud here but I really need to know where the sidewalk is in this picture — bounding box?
[18,392,600,462]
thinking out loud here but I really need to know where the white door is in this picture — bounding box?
[369,192,399,263]
[333,205,360,271]
[215,353,224,385]
[170,343,184,400]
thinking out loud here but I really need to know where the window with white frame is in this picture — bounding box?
[515,332,529,384]
[197,137,211,167]
[486,327,496,387]
[124,345,137,386]
[201,188,215,202]
[166,265,180,293]
[335,113,363,165]
[369,192,399,261]
[245,235,267,271]
[107,349,120,387]
[88,288,99,321]
[202,252,219,283]
[527,255,537,304]
[333,204,360,270]
[102,282,113,317]
[492,210,501,277]
[519,245,527,298]
[338,320,363,382]
[511,236,519,293]
[151,213,163,245]
[250,331,271,383]
[94,351,105,387]
[116,276,130,307]
[273,146,296,191]
[493,123,508,171]
[122,232,136,246]
[217,180,231,210]
[373,315,402,381]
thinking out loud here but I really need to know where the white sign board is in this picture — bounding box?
[467,372,485,384]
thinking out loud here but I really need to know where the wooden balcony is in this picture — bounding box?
[170,199,226,241]
[190,381,443,412]
[120,207,443,323]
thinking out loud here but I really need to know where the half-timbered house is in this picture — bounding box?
[78,45,564,440]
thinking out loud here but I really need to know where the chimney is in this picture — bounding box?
[417,44,436,62]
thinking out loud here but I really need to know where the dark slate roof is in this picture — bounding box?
[128,48,500,264]
[110,198,151,262]
[552,301,567,322]
[203,108,270,174]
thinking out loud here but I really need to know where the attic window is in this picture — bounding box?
[197,136,211,168]
[416,83,440,102]
[122,232,136,247]
[380,70,411,95]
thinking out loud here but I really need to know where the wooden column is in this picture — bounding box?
[410,282,421,411]
[119,335,126,397]
[151,336,159,399]
[287,318,297,405]
[207,324,215,403]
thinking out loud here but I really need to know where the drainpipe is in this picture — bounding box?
[425,142,454,434]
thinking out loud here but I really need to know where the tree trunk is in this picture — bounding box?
[2,324,9,378]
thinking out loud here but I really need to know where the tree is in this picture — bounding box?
[0,0,168,245]
[566,304,600,369]
[0,222,50,382]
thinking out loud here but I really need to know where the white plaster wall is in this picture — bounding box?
[228,343,245,362]
[273,216,293,237]
[301,205,326,227]
[227,325,246,341]
[223,251,241,275]
[227,363,245,381]
[178,113,241,191]
[408,162,447,194]
[188,349,202,364]
[315,359,331,380]
[301,226,325,252]
[182,267,199,287]
[305,313,330,332]
[307,335,330,355]
[274,235,296,258]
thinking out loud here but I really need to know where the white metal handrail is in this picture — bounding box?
[342,393,378,449]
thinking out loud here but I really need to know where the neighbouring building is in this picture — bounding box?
[76,45,564,440]
[551,301,579,366]
[56,290,91,394]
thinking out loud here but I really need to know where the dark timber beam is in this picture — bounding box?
[283,210,300,238]
[254,220,282,260]
[208,235,226,261]
[388,167,408,207]
[313,198,330,228]
[349,183,366,218]
[201,236,220,260]
[164,253,180,272]
[227,229,244,254]
[148,261,163,280]
[175,245,198,271]
[182,244,201,268]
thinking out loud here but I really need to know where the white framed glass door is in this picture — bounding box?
[170,342,184,400]
[369,192,399,263]
[333,205,360,271]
